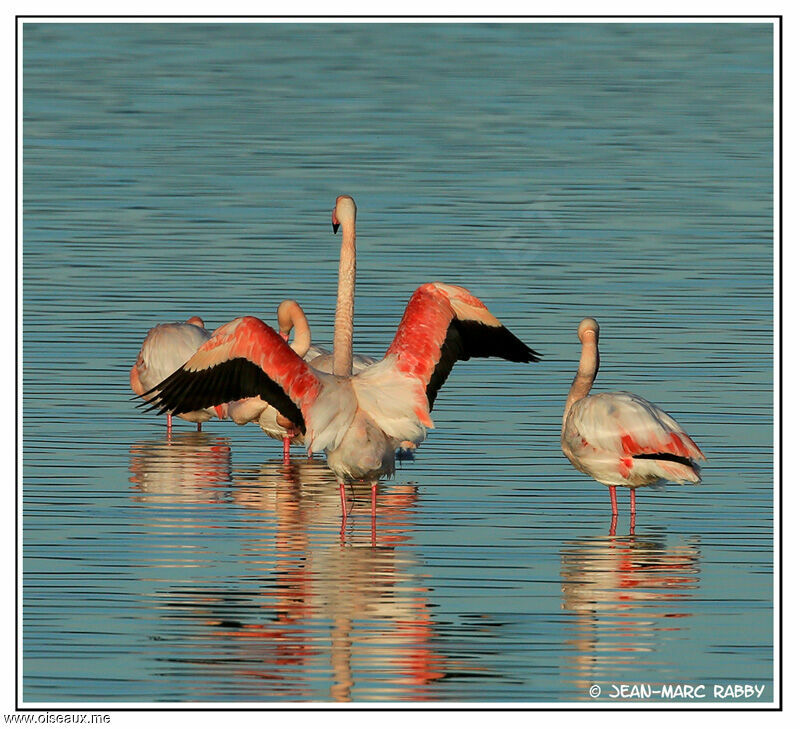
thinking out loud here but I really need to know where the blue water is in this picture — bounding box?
[22,22,774,704]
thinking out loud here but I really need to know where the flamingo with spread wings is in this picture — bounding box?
[140,196,540,522]
[561,318,706,528]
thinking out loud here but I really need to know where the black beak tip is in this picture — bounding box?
[332,222,340,234]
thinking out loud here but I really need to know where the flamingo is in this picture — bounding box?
[561,317,706,529]
[140,195,540,524]
[130,316,228,432]
[227,299,376,461]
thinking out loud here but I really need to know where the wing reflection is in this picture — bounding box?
[560,531,701,699]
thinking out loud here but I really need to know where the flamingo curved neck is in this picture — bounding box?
[288,310,311,358]
[563,337,599,428]
[277,300,312,358]
[332,220,356,376]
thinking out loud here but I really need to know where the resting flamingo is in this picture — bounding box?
[140,195,540,523]
[561,318,706,529]
[130,316,228,432]
[228,299,376,461]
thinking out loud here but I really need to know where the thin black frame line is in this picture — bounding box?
[14,11,20,713]
[776,14,783,714]
[14,14,784,19]
[10,706,786,713]
[15,14,783,713]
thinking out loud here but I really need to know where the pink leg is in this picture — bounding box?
[630,489,636,515]
[167,413,173,433]
[609,514,617,537]
[283,435,292,463]
[371,482,377,547]
[339,483,348,539]
[197,422,202,432]
[608,486,618,516]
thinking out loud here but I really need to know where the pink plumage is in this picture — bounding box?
[137,195,540,526]
[563,391,704,486]
[139,284,538,487]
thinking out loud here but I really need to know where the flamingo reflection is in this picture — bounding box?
[129,432,233,504]
[128,445,450,701]
[560,531,701,700]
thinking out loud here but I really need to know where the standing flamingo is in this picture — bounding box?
[561,318,706,529]
[140,195,540,525]
[130,316,228,432]
[227,299,376,461]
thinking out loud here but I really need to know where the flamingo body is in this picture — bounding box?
[238,352,376,445]
[562,391,704,488]
[131,318,227,425]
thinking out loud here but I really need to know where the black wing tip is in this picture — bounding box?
[632,452,697,469]
[493,324,541,364]
[523,348,542,364]
[132,357,306,433]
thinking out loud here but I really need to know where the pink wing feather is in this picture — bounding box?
[386,282,540,418]
[140,316,322,431]
[570,392,705,461]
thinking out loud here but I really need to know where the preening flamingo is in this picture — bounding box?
[227,299,376,460]
[140,195,540,524]
[561,318,706,528]
[130,316,228,432]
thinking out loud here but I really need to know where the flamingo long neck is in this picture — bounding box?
[288,307,311,358]
[332,218,356,376]
[563,336,599,428]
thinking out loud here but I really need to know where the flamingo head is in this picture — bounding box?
[331,194,356,234]
[577,317,599,343]
[276,299,302,340]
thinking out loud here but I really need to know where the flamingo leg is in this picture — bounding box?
[608,486,618,516]
[283,434,292,463]
[609,514,617,537]
[630,488,636,515]
[197,422,202,432]
[167,413,173,433]
[339,483,348,540]
[371,482,377,547]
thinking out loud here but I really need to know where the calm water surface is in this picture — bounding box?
[22,22,774,703]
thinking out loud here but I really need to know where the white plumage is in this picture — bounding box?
[130,318,226,427]
[562,391,704,487]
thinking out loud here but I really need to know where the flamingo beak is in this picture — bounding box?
[332,221,340,234]
[280,332,289,342]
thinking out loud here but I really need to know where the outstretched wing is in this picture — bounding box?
[385,282,540,413]
[138,316,322,433]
